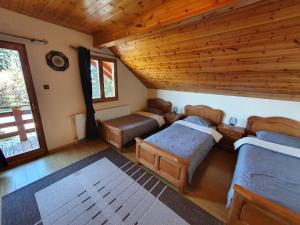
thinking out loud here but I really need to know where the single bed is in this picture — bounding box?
[97,98,172,152]
[135,105,224,193]
[227,116,300,225]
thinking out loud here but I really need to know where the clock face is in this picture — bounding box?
[52,55,65,67]
[46,51,69,71]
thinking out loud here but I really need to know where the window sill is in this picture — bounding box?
[92,97,118,103]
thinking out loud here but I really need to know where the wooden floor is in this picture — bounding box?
[0,140,236,223]
[0,132,39,158]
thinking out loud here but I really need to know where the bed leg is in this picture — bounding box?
[179,182,186,194]
[178,167,187,194]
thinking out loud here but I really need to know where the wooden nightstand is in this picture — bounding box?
[217,124,245,152]
[164,112,185,125]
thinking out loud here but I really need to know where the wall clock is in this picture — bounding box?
[46,51,69,71]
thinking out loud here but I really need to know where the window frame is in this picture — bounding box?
[91,56,118,103]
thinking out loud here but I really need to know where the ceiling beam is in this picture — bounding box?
[93,0,264,48]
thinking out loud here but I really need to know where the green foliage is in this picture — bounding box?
[90,61,115,99]
[104,75,114,97]
[90,63,100,99]
[0,48,13,71]
[0,48,29,107]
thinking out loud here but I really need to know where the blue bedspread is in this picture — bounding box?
[227,144,300,214]
[145,123,215,183]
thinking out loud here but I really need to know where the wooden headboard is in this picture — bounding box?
[247,116,300,138]
[184,105,224,126]
[147,98,172,113]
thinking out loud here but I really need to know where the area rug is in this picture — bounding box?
[2,148,223,225]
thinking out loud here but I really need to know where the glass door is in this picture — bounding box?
[0,40,46,161]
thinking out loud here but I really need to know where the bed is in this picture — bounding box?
[135,105,224,193]
[227,116,300,225]
[97,98,172,152]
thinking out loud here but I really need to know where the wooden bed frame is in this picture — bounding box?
[227,116,300,225]
[135,105,224,193]
[98,98,172,152]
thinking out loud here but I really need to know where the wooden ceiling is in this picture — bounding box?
[93,0,263,47]
[111,0,300,101]
[0,0,260,45]
[0,0,164,34]
[1,0,300,101]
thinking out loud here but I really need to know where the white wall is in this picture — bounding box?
[149,89,300,127]
[0,8,147,150]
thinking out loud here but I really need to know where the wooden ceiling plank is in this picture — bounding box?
[77,0,164,33]
[120,48,300,65]
[116,37,300,60]
[93,0,266,47]
[114,6,300,55]
[0,0,164,34]
[119,36,300,61]
[86,0,163,33]
[116,17,300,53]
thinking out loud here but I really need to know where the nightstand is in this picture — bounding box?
[217,124,245,152]
[165,112,185,125]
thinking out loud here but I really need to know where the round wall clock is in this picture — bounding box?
[46,51,69,71]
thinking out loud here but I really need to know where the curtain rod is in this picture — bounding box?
[0,31,48,44]
[69,45,116,58]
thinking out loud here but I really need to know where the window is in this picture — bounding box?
[90,57,118,102]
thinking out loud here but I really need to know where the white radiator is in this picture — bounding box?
[72,105,131,141]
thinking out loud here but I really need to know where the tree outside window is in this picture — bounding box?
[90,57,118,103]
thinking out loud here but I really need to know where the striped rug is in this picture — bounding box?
[2,148,223,225]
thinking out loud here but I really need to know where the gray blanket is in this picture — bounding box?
[145,123,215,183]
[227,144,300,214]
[103,114,158,145]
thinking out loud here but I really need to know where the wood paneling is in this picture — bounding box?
[93,0,264,47]
[111,0,300,101]
[0,0,164,34]
[0,0,263,46]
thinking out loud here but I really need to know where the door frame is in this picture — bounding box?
[0,40,47,162]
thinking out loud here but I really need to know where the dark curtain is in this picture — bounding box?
[77,47,99,139]
[0,148,8,169]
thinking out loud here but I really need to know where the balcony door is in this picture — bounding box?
[0,40,46,162]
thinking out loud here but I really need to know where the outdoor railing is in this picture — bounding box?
[0,105,35,141]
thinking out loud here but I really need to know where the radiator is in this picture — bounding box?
[72,105,131,142]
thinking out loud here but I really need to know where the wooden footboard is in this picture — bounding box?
[98,121,124,152]
[135,137,190,193]
[227,185,300,225]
